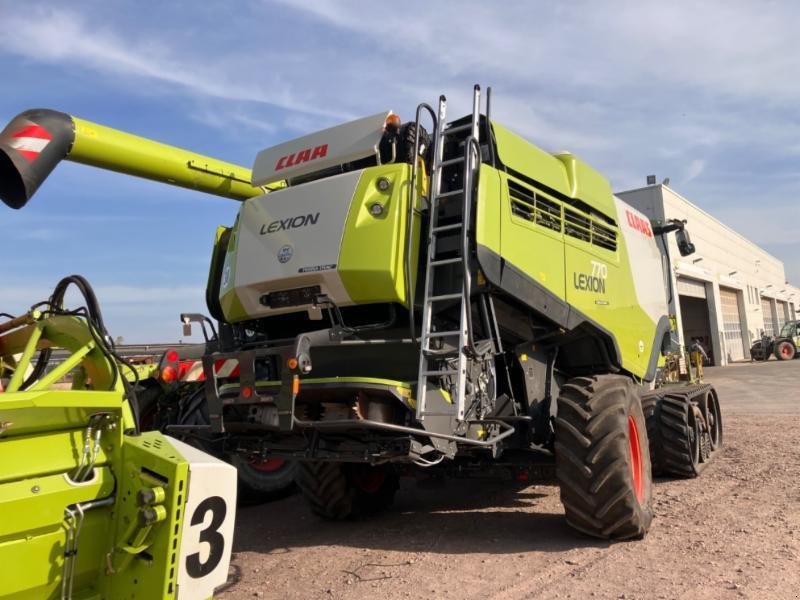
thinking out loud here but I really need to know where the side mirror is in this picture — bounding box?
[676,229,695,256]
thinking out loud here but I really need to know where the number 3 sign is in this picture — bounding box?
[169,437,238,599]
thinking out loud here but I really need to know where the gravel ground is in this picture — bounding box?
[219,360,800,600]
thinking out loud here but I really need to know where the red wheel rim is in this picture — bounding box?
[781,344,793,359]
[628,416,644,502]
[247,457,286,473]
[351,466,386,494]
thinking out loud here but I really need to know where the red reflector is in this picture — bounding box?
[161,366,178,383]
[166,350,179,363]
[242,386,253,399]
[516,471,530,482]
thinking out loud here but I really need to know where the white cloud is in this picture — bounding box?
[0,6,350,120]
[685,159,706,183]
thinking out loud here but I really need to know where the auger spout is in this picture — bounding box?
[0,108,264,209]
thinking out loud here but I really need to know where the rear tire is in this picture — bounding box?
[179,388,296,503]
[775,340,795,361]
[296,462,399,520]
[555,375,653,540]
[229,454,297,505]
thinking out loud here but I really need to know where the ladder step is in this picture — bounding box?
[432,222,463,233]
[428,293,462,302]
[423,348,460,358]
[426,329,461,338]
[421,369,459,376]
[440,157,465,168]
[436,189,464,199]
[442,123,472,135]
[429,257,462,267]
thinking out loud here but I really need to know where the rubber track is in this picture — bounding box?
[640,393,664,476]
[643,384,721,478]
[555,375,653,540]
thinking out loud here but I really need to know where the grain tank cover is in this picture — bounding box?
[252,111,392,186]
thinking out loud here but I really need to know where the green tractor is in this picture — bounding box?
[750,320,800,361]
[774,320,800,360]
[0,85,723,541]
[0,277,237,599]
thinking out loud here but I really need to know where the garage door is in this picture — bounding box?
[776,300,788,330]
[719,287,745,361]
[761,297,776,335]
[677,277,707,299]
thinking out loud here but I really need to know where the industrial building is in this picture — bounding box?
[618,183,799,365]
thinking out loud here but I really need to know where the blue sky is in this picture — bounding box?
[1,1,798,342]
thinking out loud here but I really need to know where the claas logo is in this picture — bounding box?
[625,210,653,237]
[274,144,329,171]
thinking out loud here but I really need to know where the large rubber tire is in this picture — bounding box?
[295,462,399,520]
[775,340,796,361]
[179,389,296,503]
[229,454,297,505]
[555,375,653,540]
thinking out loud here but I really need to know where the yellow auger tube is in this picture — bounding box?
[0,108,265,209]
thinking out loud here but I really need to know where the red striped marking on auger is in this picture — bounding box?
[8,124,52,162]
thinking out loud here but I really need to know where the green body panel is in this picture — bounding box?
[562,222,656,378]
[474,124,662,379]
[496,171,566,299]
[338,163,422,306]
[218,216,249,322]
[491,122,616,220]
[71,117,265,201]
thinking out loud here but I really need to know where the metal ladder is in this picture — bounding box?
[416,85,484,422]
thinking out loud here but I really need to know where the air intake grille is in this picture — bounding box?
[508,178,617,252]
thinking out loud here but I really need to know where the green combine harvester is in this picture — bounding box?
[0,86,723,552]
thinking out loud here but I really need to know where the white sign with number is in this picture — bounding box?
[168,437,238,599]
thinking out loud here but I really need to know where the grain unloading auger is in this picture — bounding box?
[1,85,723,542]
[0,108,265,208]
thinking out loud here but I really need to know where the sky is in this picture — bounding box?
[0,1,798,342]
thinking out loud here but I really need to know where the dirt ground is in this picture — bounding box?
[219,360,800,600]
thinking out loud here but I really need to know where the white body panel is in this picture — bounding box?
[252,112,391,186]
[223,170,362,317]
[614,196,668,324]
[170,437,237,600]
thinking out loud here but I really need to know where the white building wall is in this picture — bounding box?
[617,184,796,364]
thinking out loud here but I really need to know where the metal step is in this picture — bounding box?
[426,330,461,338]
[443,123,472,135]
[429,293,462,302]
[440,157,465,168]
[429,257,462,267]
[432,222,463,233]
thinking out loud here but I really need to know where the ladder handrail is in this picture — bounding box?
[462,135,481,356]
[407,102,438,344]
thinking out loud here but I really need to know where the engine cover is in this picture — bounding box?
[218,163,422,321]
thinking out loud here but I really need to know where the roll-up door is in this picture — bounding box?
[761,297,776,336]
[677,277,707,299]
[719,287,744,361]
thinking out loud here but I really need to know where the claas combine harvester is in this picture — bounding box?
[1,86,723,550]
